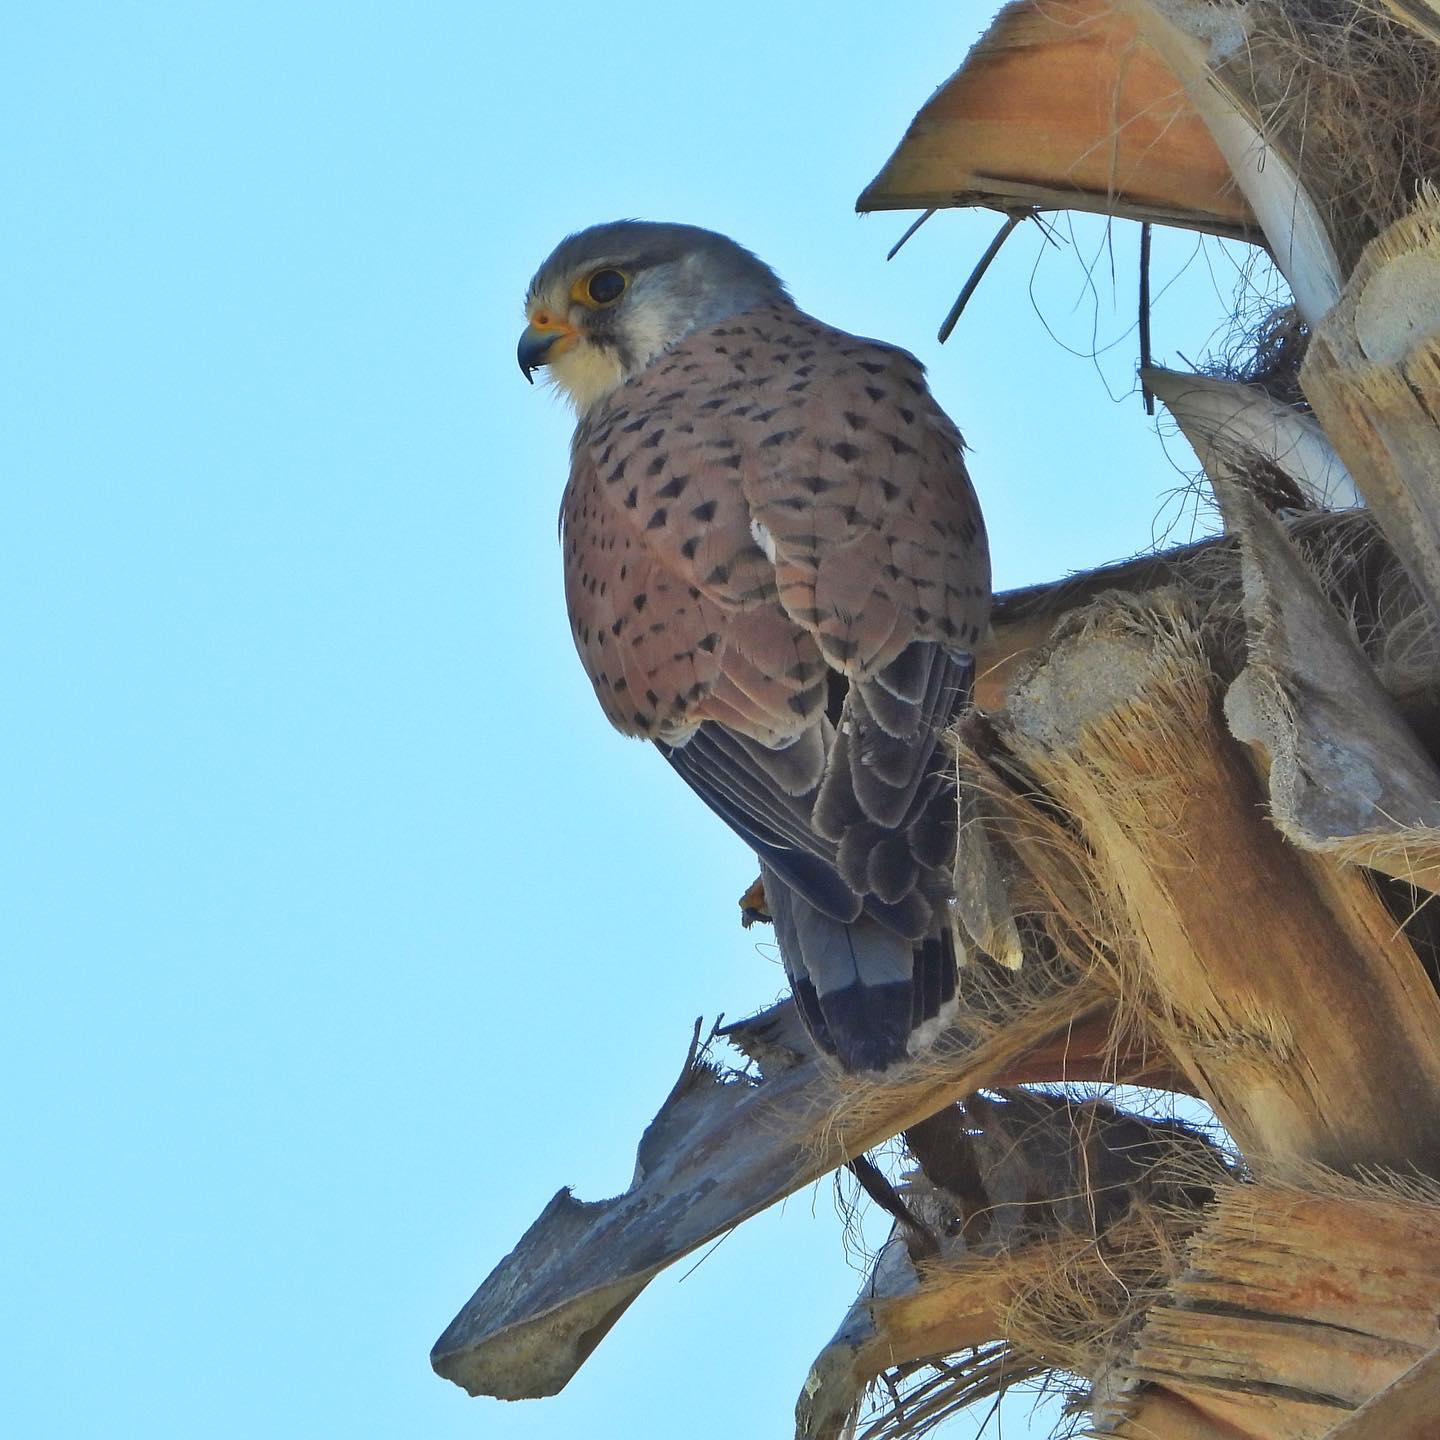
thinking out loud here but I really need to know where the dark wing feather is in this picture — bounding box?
[663,647,974,940]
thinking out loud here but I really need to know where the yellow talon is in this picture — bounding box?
[738,876,771,928]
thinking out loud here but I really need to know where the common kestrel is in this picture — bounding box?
[518,221,991,1071]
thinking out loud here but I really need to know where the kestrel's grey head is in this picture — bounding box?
[517,220,790,414]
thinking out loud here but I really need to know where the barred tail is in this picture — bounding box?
[763,864,957,1072]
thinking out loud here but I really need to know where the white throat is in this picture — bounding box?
[545,340,629,416]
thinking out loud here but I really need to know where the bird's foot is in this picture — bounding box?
[738,876,771,928]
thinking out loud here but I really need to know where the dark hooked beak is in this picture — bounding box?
[517,321,575,383]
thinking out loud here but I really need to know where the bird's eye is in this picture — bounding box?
[585,269,628,305]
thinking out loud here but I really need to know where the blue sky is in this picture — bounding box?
[5,5,1248,1437]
